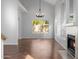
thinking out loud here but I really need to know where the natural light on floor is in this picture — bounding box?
[25,55,34,59]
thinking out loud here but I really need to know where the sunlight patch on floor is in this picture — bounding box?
[25,55,34,59]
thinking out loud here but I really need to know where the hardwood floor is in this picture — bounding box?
[4,45,18,59]
[4,38,64,59]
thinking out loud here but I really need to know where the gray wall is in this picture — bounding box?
[54,1,67,49]
[1,0,18,45]
[54,0,78,50]
[19,0,55,39]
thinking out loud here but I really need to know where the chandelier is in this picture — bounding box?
[36,0,44,18]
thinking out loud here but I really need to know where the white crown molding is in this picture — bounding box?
[18,1,28,13]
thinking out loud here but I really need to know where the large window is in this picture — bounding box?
[32,19,49,33]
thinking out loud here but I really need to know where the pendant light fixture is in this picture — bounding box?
[36,0,44,18]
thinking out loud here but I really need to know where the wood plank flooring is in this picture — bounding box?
[4,38,64,59]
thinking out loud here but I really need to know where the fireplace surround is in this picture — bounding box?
[67,34,75,57]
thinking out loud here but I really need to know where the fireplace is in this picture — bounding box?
[67,34,75,57]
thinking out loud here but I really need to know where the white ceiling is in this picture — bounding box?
[19,0,64,13]
[19,0,64,6]
[43,0,58,5]
[43,0,64,5]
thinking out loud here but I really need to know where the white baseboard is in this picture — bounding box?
[4,43,18,45]
[55,38,67,50]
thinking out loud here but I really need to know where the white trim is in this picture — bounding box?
[18,1,28,13]
[4,43,18,45]
[55,38,67,50]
